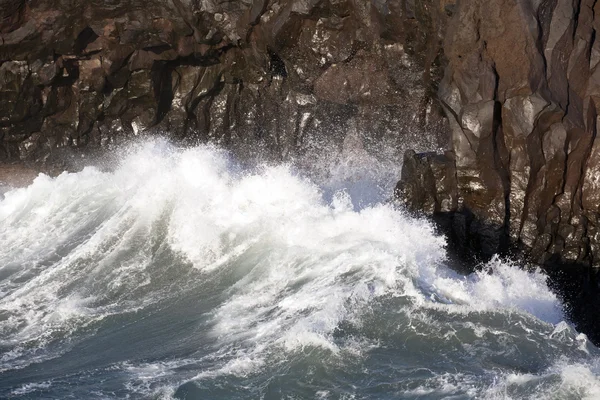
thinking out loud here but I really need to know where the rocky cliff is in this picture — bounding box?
[398,0,600,266]
[0,0,451,172]
[395,0,600,341]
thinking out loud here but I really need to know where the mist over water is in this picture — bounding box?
[1,140,600,399]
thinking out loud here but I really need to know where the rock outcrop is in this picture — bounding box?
[398,0,600,268]
[395,0,600,342]
[0,0,451,170]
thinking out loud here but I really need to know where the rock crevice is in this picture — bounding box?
[394,0,600,343]
[0,0,452,168]
[399,0,600,269]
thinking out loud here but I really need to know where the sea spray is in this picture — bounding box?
[0,140,599,399]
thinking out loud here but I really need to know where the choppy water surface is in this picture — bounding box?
[1,141,599,399]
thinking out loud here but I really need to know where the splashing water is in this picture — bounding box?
[0,140,599,399]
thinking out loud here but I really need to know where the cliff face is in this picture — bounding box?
[398,0,600,269]
[392,0,600,342]
[0,0,451,170]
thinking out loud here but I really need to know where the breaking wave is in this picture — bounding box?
[0,140,599,399]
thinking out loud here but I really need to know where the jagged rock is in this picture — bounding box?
[396,150,456,216]
[0,0,449,167]
[399,0,600,268]
[393,0,600,342]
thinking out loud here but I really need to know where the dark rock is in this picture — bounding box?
[545,258,600,346]
[395,150,457,215]
[398,0,600,269]
[0,0,26,34]
[0,0,450,169]
[394,0,600,344]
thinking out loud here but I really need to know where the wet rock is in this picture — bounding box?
[313,53,393,105]
[394,0,600,346]
[0,0,449,169]
[395,150,457,216]
[398,0,600,269]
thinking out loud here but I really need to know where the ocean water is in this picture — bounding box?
[0,141,599,399]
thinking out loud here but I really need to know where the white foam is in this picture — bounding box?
[416,256,564,324]
[0,139,593,393]
[484,358,600,400]
[10,381,52,396]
